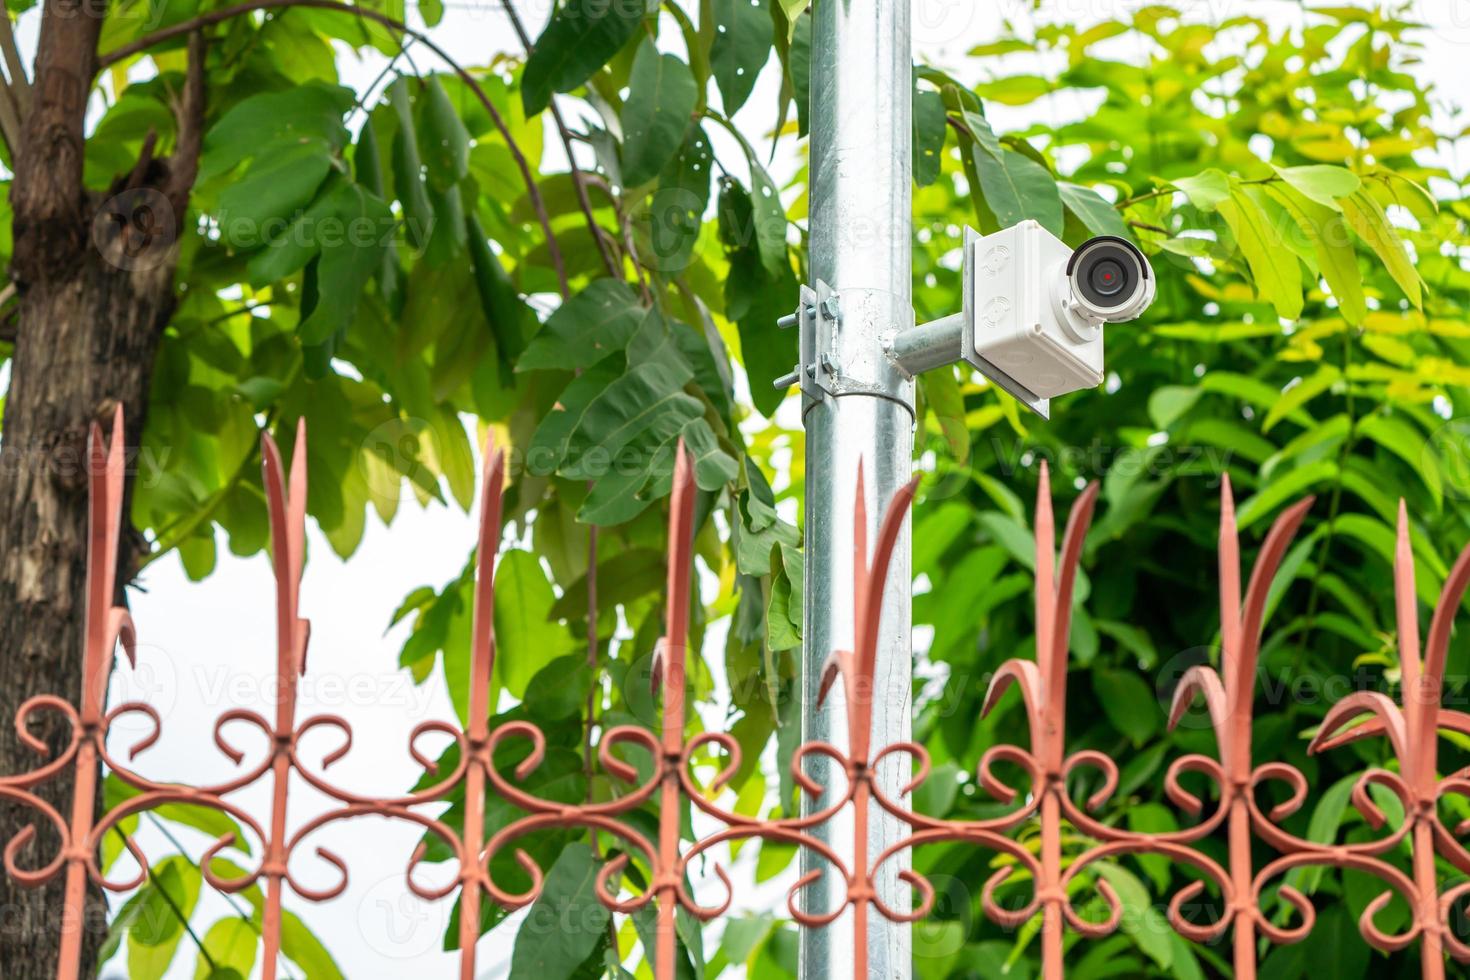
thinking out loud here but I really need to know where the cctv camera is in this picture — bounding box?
[1060,235,1155,329]
[961,222,1156,403]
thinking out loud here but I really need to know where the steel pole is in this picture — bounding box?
[801,1,914,978]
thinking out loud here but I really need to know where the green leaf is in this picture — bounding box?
[732,139,790,278]
[1264,184,1368,325]
[1093,863,1172,970]
[777,0,808,39]
[767,544,802,651]
[1357,413,1442,508]
[641,123,714,274]
[1284,774,1355,896]
[972,147,1064,236]
[525,654,595,720]
[1146,385,1201,429]
[720,176,796,416]
[128,858,203,980]
[389,76,435,252]
[200,82,353,181]
[711,0,771,115]
[193,919,257,980]
[419,75,471,191]
[621,42,699,188]
[973,74,1051,105]
[913,84,947,188]
[1216,181,1303,318]
[278,908,342,979]
[519,279,644,372]
[249,177,393,345]
[1262,365,1340,434]
[1091,668,1158,745]
[493,549,573,701]
[105,776,253,857]
[1297,906,1369,979]
[919,365,969,462]
[1171,168,1231,210]
[466,212,531,379]
[1341,187,1422,308]
[736,457,800,576]
[509,843,610,978]
[522,0,646,115]
[529,314,725,523]
[1235,459,1338,532]
[1273,164,1360,209]
[1058,182,1130,239]
[788,14,811,136]
[216,142,334,240]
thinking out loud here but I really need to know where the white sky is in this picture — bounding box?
[20,1,1458,977]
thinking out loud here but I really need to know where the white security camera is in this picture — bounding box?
[1063,234,1156,326]
[963,222,1154,405]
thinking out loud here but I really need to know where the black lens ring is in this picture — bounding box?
[1069,236,1147,309]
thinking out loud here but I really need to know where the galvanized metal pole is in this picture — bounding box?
[801,0,914,978]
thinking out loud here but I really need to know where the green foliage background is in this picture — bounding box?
[9,0,1470,976]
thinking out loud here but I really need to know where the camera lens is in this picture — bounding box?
[1088,259,1127,298]
[1068,236,1151,317]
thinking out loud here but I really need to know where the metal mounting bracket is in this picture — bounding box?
[774,280,841,403]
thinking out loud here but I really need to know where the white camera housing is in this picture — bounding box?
[960,222,1154,406]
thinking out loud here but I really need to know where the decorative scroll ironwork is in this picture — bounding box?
[3,411,1470,978]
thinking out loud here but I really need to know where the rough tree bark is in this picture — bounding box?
[0,8,202,976]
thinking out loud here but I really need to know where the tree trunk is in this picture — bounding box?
[0,248,177,979]
[0,9,201,977]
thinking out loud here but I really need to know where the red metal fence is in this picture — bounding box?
[4,411,1470,978]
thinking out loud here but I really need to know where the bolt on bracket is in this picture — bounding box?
[773,280,841,403]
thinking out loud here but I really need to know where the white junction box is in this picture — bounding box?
[966,221,1104,400]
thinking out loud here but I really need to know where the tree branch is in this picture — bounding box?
[11,0,105,284]
[162,31,206,222]
[96,0,570,297]
[500,0,620,281]
[0,12,29,114]
[0,74,21,154]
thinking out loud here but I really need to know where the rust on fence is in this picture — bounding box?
[3,411,1470,977]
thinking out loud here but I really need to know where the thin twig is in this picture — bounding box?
[202,299,271,327]
[350,39,414,120]
[111,825,218,974]
[97,0,569,296]
[161,31,207,218]
[143,812,300,980]
[498,0,620,281]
